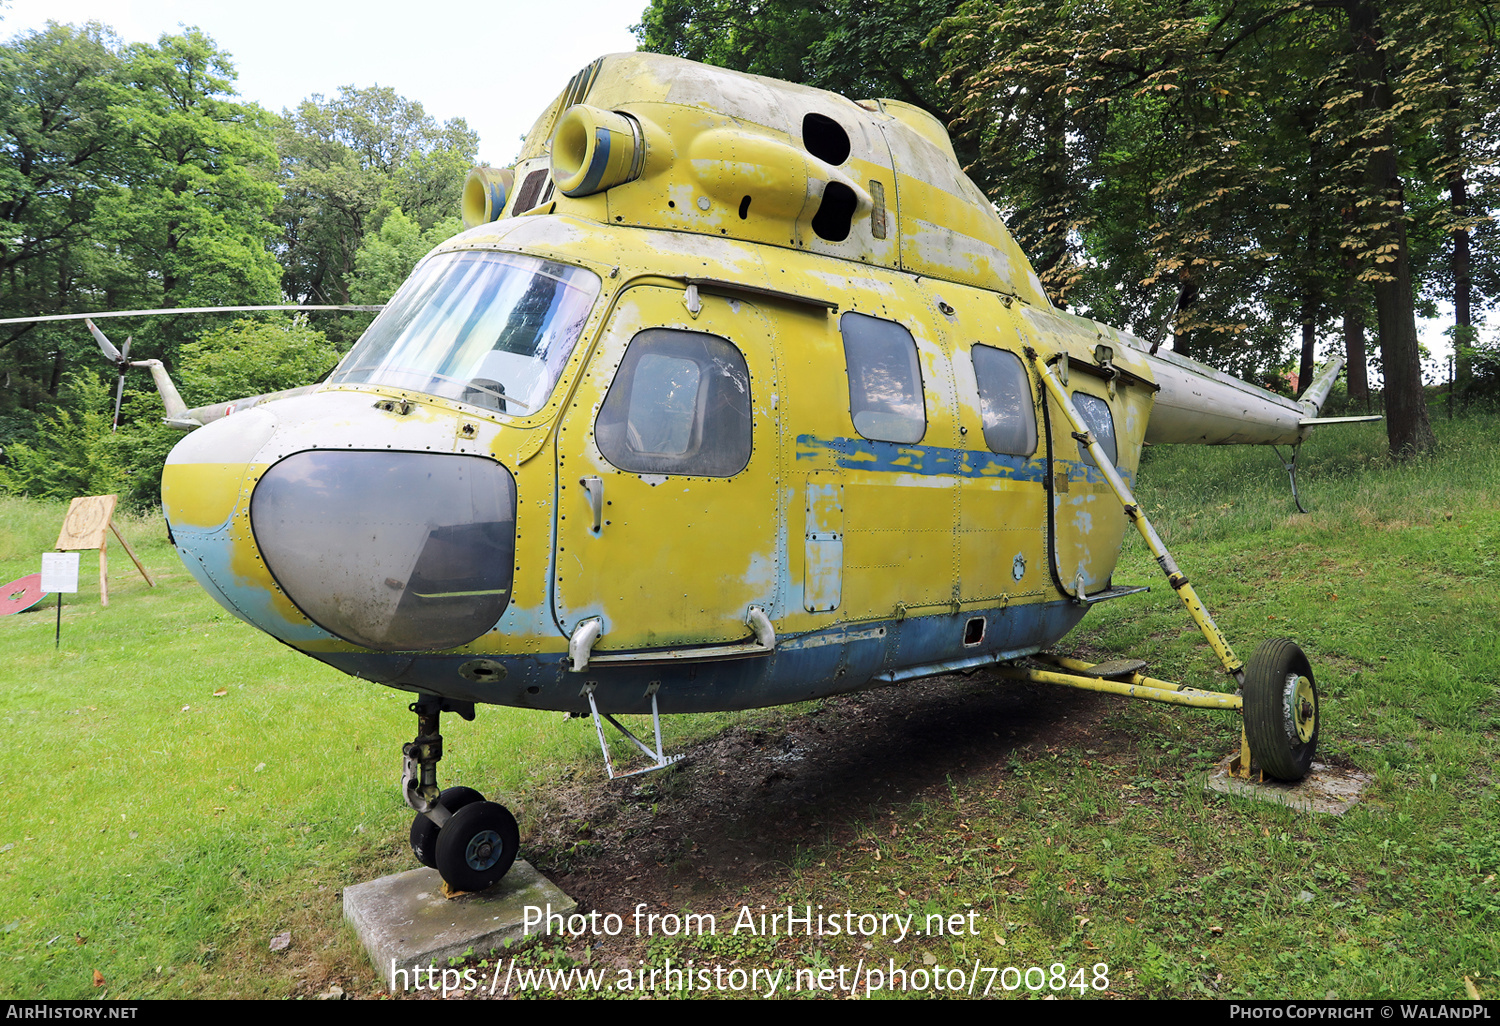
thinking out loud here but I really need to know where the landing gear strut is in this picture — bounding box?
[401,697,519,892]
[1017,348,1323,783]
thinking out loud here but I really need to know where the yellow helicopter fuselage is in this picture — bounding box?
[160,54,1168,715]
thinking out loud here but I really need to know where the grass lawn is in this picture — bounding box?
[1,406,1496,999]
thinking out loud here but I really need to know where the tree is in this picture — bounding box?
[348,207,463,306]
[1320,0,1439,453]
[275,86,477,308]
[0,23,119,319]
[0,22,126,436]
[1415,0,1500,395]
[940,0,1290,371]
[101,28,281,311]
[938,0,1489,455]
[0,23,283,452]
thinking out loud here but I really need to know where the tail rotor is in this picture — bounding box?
[87,319,134,432]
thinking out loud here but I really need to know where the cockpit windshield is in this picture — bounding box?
[329,250,601,416]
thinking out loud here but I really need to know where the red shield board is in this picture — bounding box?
[0,573,45,615]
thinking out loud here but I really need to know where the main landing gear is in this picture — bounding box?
[401,697,519,892]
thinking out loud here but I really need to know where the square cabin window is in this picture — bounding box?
[971,344,1037,456]
[1073,391,1118,469]
[842,312,925,443]
[595,329,752,477]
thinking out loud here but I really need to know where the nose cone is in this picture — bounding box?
[161,406,278,533]
[162,396,517,653]
[250,450,516,650]
[162,406,297,633]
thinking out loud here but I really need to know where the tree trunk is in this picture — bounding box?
[1450,162,1473,388]
[1349,0,1435,456]
[1172,272,1199,362]
[1344,299,1368,408]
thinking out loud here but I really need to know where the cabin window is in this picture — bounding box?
[596,329,752,477]
[842,312,925,444]
[971,344,1037,456]
[1072,391,1118,469]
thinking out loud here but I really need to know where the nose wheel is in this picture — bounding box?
[409,786,483,869]
[401,697,521,891]
[435,801,520,893]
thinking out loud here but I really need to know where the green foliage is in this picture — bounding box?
[1457,330,1500,405]
[0,373,178,511]
[99,29,281,310]
[176,317,340,407]
[0,23,123,315]
[934,0,1484,454]
[0,374,124,501]
[0,22,284,451]
[0,20,489,505]
[349,207,463,305]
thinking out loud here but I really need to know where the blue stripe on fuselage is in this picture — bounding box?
[794,435,1130,486]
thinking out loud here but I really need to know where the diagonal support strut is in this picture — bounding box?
[583,683,684,780]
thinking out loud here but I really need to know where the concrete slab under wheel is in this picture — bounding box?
[1204,757,1372,815]
[343,860,577,984]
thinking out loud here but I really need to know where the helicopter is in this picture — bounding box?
[66,53,1376,894]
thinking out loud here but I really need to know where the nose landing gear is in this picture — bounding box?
[401,697,520,892]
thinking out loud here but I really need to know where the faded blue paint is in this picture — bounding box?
[169,519,342,647]
[795,434,1132,486]
[315,598,1089,715]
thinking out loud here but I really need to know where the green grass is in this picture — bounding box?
[1,408,1497,999]
[755,410,1497,1000]
[0,497,776,998]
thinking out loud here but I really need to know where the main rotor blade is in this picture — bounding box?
[2,304,385,326]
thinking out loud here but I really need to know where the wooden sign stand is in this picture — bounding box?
[55,495,155,607]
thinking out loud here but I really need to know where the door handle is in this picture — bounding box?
[580,476,603,532]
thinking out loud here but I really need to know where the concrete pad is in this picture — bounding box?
[1204,757,1372,815]
[343,860,577,984]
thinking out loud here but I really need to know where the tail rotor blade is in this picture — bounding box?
[112,372,126,432]
[85,318,122,364]
[111,336,131,432]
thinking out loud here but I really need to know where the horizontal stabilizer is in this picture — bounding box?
[1297,415,1384,427]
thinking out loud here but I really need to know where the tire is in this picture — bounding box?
[1243,637,1318,781]
[409,786,484,869]
[435,800,520,893]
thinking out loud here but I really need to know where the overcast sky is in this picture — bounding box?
[2,0,646,166]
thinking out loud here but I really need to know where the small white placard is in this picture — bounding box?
[40,552,80,594]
